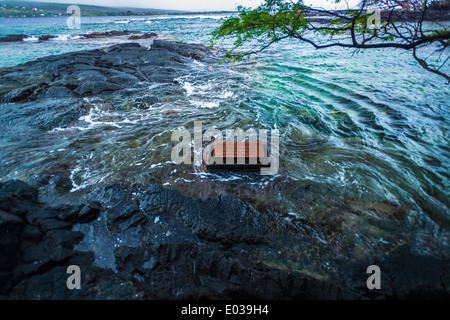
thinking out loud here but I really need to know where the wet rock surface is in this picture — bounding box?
[0,34,28,42]
[0,40,213,103]
[0,40,216,135]
[0,41,448,300]
[0,179,448,299]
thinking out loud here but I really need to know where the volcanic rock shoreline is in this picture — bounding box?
[0,31,158,42]
[1,179,448,300]
[0,41,448,299]
[0,39,212,104]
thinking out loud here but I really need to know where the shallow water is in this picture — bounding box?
[0,15,449,265]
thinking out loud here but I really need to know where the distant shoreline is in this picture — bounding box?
[0,11,238,18]
[1,0,449,22]
[0,1,237,18]
[1,10,449,23]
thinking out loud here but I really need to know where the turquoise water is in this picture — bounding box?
[0,15,449,266]
[0,15,225,67]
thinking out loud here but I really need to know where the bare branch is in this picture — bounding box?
[412,47,450,82]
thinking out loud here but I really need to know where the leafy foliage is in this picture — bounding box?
[212,0,309,61]
[211,0,450,81]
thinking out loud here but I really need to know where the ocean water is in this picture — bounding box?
[0,14,449,268]
[0,15,228,67]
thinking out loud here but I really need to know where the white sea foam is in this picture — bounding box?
[79,112,122,129]
[52,34,71,41]
[69,166,82,192]
[49,34,82,41]
[192,60,205,67]
[189,100,219,109]
[181,80,215,96]
[147,15,230,20]
[183,81,195,96]
[114,19,133,24]
[219,90,234,99]
[23,36,39,42]
[69,163,108,192]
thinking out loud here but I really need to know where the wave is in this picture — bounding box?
[145,14,230,21]
[23,36,39,42]
[21,34,82,42]
[114,19,133,24]
[111,15,229,24]
[49,34,83,41]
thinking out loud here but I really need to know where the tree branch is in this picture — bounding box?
[412,47,450,82]
[211,0,450,81]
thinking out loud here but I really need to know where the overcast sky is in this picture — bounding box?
[16,0,359,11]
